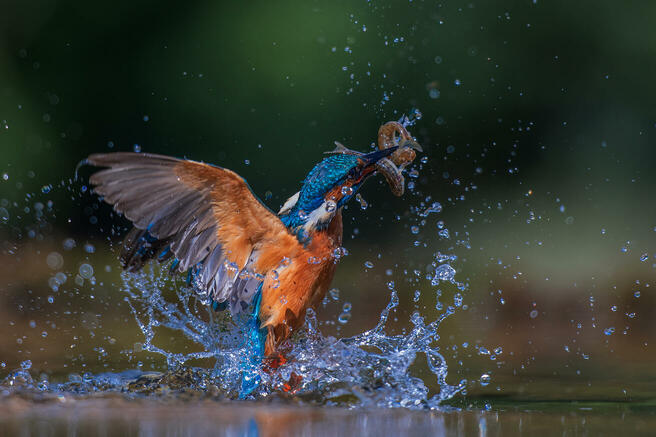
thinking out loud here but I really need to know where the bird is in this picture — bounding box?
[85,120,421,395]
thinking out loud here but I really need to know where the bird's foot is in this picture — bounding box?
[263,353,287,372]
[281,372,303,394]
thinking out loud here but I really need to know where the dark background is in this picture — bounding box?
[1,0,656,400]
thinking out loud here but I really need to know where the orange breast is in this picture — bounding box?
[259,212,343,356]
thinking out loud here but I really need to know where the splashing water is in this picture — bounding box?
[113,264,466,408]
[1,260,467,408]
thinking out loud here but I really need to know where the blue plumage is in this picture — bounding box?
[239,283,266,398]
[281,155,360,230]
[297,154,360,212]
[280,148,399,232]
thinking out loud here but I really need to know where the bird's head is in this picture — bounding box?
[279,147,398,235]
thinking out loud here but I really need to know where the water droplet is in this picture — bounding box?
[364,261,374,269]
[640,253,649,262]
[47,277,59,291]
[325,200,336,212]
[422,202,442,216]
[332,247,349,260]
[0,207,9,223]
[341,186,354,196]
[79,263,94,279]
[46,252,64,270]
[604,327,615,336]
[20,360,32,370]
[62,238,76,250]
[338,312,351,324]
[47,296,54,303]
[634,291,641,298]
[433,264,456,284]
[355,193,368,210]
[479,373,491,386]
[453,293,463,307]
[529,310,538,319]
[133,144,141,153]
[411,225,420,234]
[329,288,340,301]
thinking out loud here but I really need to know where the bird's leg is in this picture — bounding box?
[282,372,303,394]
[261,332,303,394]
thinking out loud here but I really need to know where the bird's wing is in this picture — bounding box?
[87,152,301,312]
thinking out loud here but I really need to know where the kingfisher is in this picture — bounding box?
[85,120,421,395]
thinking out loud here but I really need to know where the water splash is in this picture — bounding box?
[121,269,247,393]
[1,259,466,409]
[112,261,466,408]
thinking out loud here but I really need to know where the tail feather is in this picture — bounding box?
[239,284,266,398]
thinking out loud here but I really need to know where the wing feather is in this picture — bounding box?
[87,152,299,312]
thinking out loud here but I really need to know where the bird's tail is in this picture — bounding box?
[238,283,267,398]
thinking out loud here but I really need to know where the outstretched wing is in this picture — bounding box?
[87,152,299,313]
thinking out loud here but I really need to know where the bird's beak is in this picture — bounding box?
[359,146,398,167]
